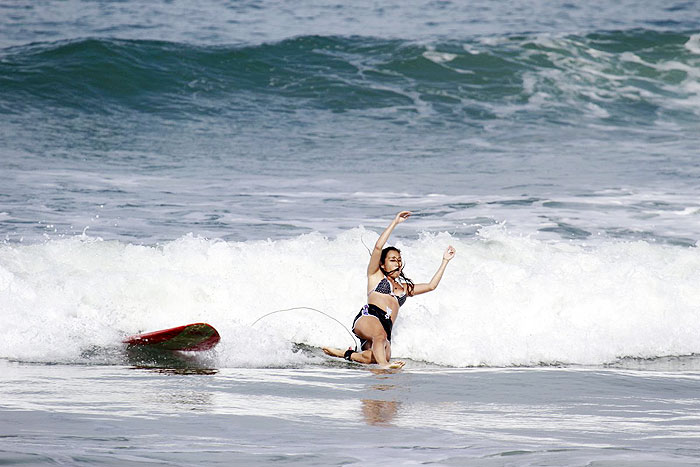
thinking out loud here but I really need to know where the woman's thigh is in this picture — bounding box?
[353,315,387,343]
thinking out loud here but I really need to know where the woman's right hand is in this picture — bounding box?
[394,211,412,224]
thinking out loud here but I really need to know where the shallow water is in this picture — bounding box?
[3,359,700,466]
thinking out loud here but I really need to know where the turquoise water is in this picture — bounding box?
[1,11,700,244]
[2,1,700,465]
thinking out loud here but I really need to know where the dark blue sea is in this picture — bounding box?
[2,1,700,465]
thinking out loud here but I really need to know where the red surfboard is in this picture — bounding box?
[123,323,220,351]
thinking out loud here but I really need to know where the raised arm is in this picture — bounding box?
[367,211,411,276]
[411,246,456,295]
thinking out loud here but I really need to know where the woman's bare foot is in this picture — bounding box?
[370,360,406,374]
[383,360,405,370]
[322,347,347,358]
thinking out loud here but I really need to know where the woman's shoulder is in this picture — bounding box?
[367,271,385,288]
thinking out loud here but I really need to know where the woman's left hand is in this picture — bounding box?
[443,245,456,261]
[394,211,412,224]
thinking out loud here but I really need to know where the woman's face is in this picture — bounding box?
[383,250,402,277]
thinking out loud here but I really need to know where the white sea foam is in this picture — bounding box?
[498,31,700,123]
[422,50,457,64]
[2,227,700,367]
[685,34,700,55]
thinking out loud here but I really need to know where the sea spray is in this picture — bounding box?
[2,227,700,366]
[398,227,700,366]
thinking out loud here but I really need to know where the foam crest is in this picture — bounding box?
[398,227,700,366]
[686,34,700,55]
[2,228,700,367]
[422,50,458,64]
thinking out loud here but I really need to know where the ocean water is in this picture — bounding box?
[2,0,700,465]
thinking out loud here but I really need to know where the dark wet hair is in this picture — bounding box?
[380,247,415,296]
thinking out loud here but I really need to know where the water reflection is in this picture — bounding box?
[360,375,403,426]
[361,399,401,426]
[125,346,218,374]
[132,366,219,375]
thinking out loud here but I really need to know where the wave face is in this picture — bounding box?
[2,31,699,125]
[2,229,700,367]
[2,31,699,246]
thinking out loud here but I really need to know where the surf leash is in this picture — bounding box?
[251,307,358,351]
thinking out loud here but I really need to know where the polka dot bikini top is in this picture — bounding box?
[370,277,407,307]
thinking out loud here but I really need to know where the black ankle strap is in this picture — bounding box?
[344,349,354,361]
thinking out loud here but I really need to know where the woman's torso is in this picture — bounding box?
[367,275,406,322]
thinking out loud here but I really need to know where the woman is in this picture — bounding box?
[323,211,456,368]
